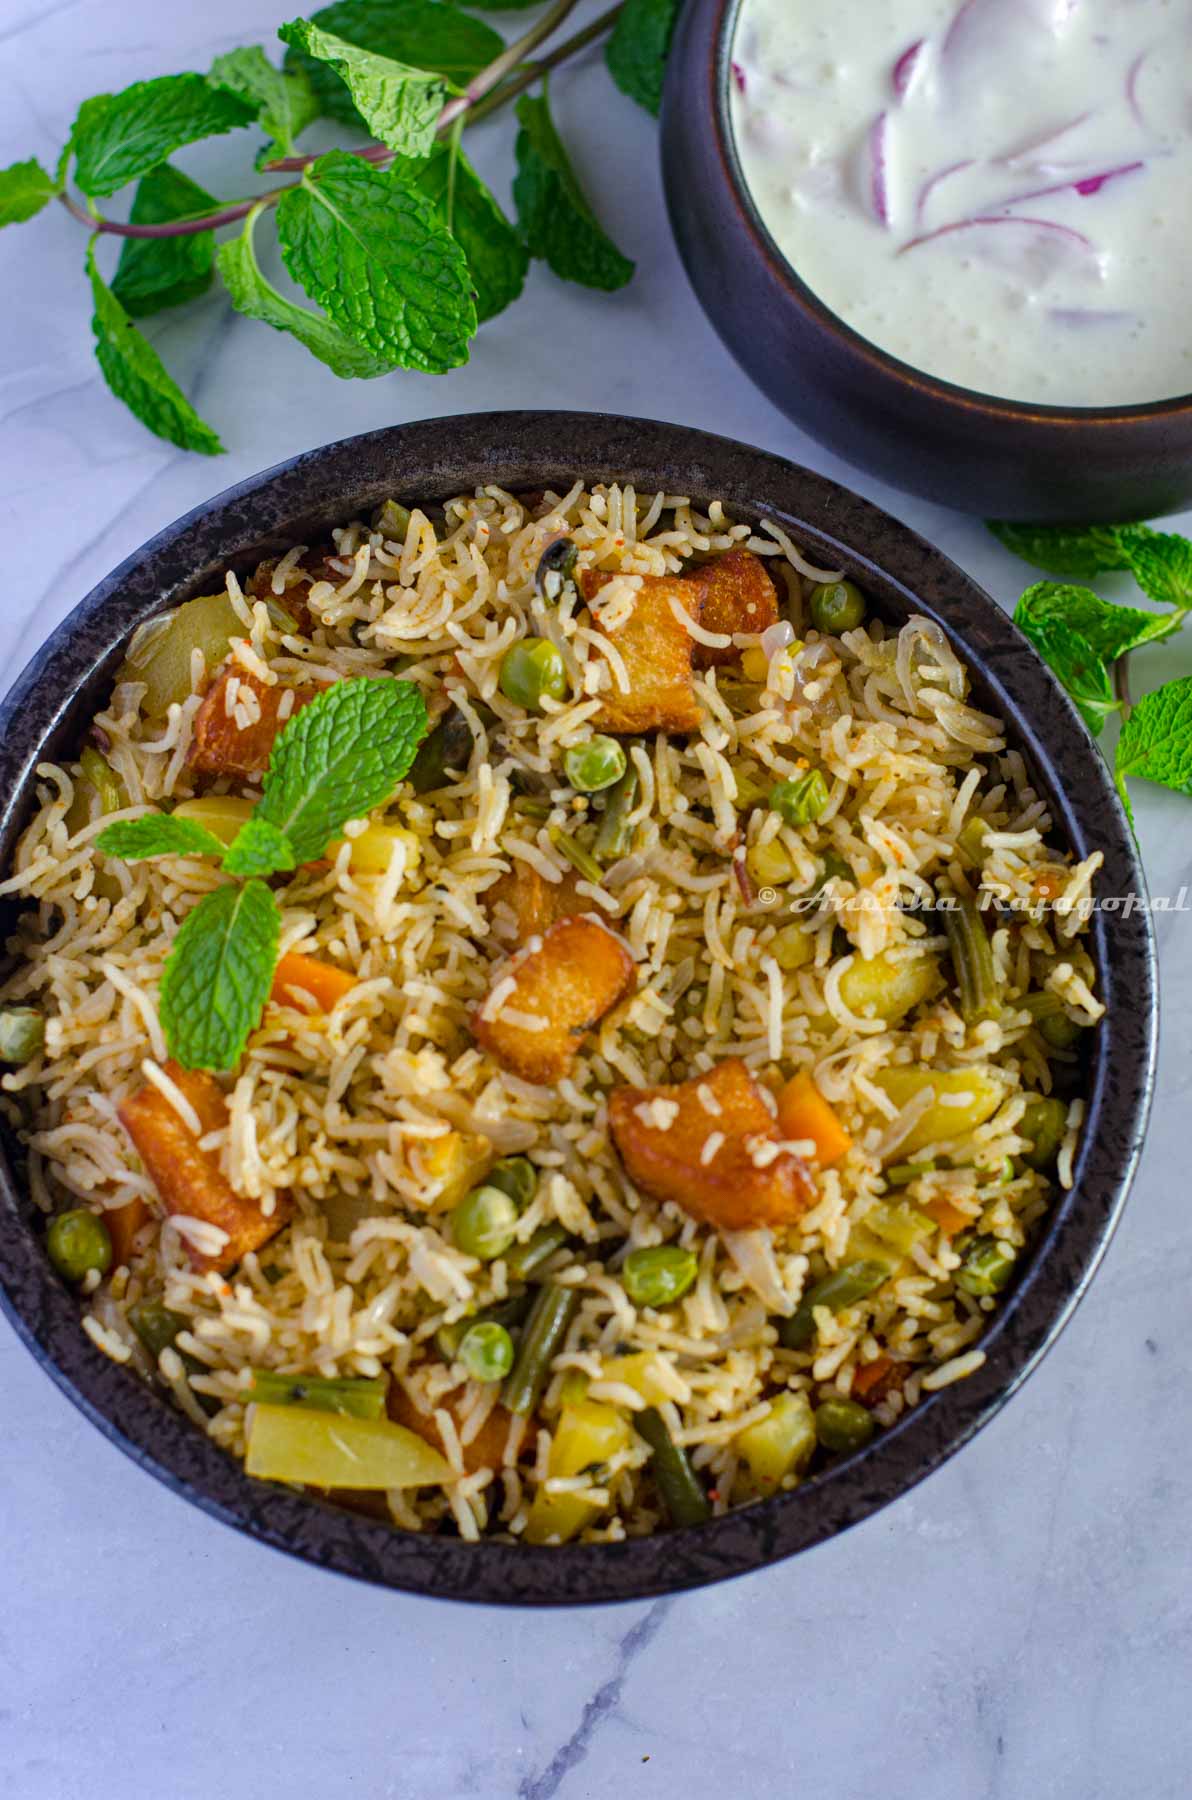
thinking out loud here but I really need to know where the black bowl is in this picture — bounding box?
[0,412,1156,1605]
[661,0,1192,522]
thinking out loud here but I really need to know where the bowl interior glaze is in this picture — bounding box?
[0,413,1157,1605]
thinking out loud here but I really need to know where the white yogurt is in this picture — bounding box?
[729,0,1192,405]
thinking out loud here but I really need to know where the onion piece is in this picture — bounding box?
[996,111,1093,167]
[731,60,747,96]
[897,213,1098,259]
[868,111,891,227]
[992,160,1146,211]
[1126,51,1148,128]
[721,1228,795,1316]
[1049,307,1136,328]
[892,39,926,99]
[760,620,796,659]
[914,158,975,229]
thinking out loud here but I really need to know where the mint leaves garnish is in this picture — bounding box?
[989,521,1140,578]
[4,6,668,452]
[1013,582,1182,737]
[98,676,429,1071]
[1115,679,1192,817]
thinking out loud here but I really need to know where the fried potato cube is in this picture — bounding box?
[189,666,316,779]
[580,570,703,735]
[472,916,636,1086]
[683,549,779,669]
[608,1057,815,1231]
[387,1382,522,1474]
[118,1061,293,1273]
[485,862,586,944]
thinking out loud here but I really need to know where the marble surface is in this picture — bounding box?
[3,4,1191,1795]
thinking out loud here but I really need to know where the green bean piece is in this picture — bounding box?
[502,1283,579,1416]
[779,1259,891,1350]
[1018,1096,1068,1171]
[1017,990,1064,1021]
[248,1371,388,1420]
[815,1397,877,1454]
[486,1156,538,1210]
[451,1184,519,1261]
[1039,1011,1083,1051]
[535,536,578,601]
[808,579,867,634]
[549,826,604,885]
[955,1234,1016,1296]
[943,890,1000,1023]
[407,706,474,795]
[79,745,125,815]
[622,1245,699,1309]
[769,769,830,827]
[957,816,992,867]
[503,1222,574,1281]
[731,765,773,811]
[46,1209,112,1283]
[457,1321,515,1383]
[594,763,639,863]
[128,1299,188,1361]
[0,1007,45,1065]
[635,1406,711,1527]
[884,1158,936,1189]
[435,1291,535,1363]
[376,498,412,541]
[499,638,567,711]
[564,735,626,794]
[512,795,553,821]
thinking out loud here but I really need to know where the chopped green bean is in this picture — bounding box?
[564,735,626,794]
[376,498,412,541]
[731,765,773,811]
[1018,1096,1068,1171]
[248,1371,388,1420]
[594,763,639,862]
[957,816,991,866]
[46,1209,112,1283]
[512,795,553,821]
[80,745,125,815]
[0,1007,45,1065]
[502,1283,578,1416]
[458,1321,515,1383]
[1017,990,1064,1020]
[955,1234,1016,1296]
[451,1185,519,1261]
[549,826,604,885]
[884,1158,936,1188]
[622,1245,699,1309]
[1039,1011,1083,1051]
[769,769,830,826]
[779,1259,891,1350]
[486,1156,538,1210]
[635,1406,710,1527]
[815,1397,876,1453]
[943,890,1000,1023]
[504,1223,573,1281]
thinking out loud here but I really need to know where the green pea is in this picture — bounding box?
[1018,1096,1068,1171]
[451,1185,519,1261]
[485,1156,538,1210]
[457,1320,516,1383]
[564,735,627,794]
[0,1007,45,1065]
[769,769,830,827]
[1039,1011,1083,1052]
[815,1397,876,1453]
[955,1233,1016,1296]
[46,1209,112,1283]
[808,579,867,634]
[499,638,567,711]
[622,1245,699,1309]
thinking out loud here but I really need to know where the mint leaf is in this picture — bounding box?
[217,207,392,378]
[88,244,224,454]
[276,152,475,373]
[606,0,683,117]
[1015,581,1180,664]
[988,520,1142,577]
[0,158,58,228]
[97,813,227,861]
[110,163,217,319]
[1117,526,1192,610]
[513,88,634,292]
[160,880,281,1072]
[209,46,318,163]
[70,74,253,199]
[1013,599,1120,736]
[284,0,503,128]
[1115,678,1192,812]
[255,676,428,863]
[401,146,527,323]
[222,817,297,878]
[279,20,445,158]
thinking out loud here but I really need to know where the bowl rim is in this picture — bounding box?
[0,410,1158,1607]
[705,0,1192,426]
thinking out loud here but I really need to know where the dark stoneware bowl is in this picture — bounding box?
[0,413,1156,1605]
[661,0,1192,522]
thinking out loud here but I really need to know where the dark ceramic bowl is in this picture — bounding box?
[661,0,1192,522]
[0,413,1156,1605]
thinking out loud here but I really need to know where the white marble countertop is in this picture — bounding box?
[3,4,1190,1796]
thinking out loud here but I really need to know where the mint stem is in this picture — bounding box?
[1114,654,1134,720]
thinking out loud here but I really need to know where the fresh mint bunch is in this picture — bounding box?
[96,676,429,1070]
[0,0,681,451]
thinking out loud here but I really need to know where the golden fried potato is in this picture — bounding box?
[189,666,316,779]
[485,863,586,944]
[608,1057,815,1231]
[472,916,637,1085]
[580,571,703,735]
[387,1383,522,1474]
[118,1062,293,1273]
[683,549,779,669]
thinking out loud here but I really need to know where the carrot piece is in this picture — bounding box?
[188,667,316,779]
[683,548,779,669]
[580,571,703,734]
[105,1196,149,1268]
[118,1062,292,1273]
[387,1383,521,1475]
[271,951,357,1014]
[777,1070,852,1167]
[609,1058,816,1232]
[472,916,636,1085]
[852,1354,906,1404]
[922,1195,972,1237]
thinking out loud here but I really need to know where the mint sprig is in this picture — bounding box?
[110,164,218,318]
[607,0,684,118]
[1013,581,1182,736]
[0,158,59,227]
[99,675,429,1070]
[513,87,635,293]
[1115,679,1192,819]
[283,0,504,129]
[278,20,446,159]
[88,243,224,456]
[70,74,254,199]
[209,46,319,165]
